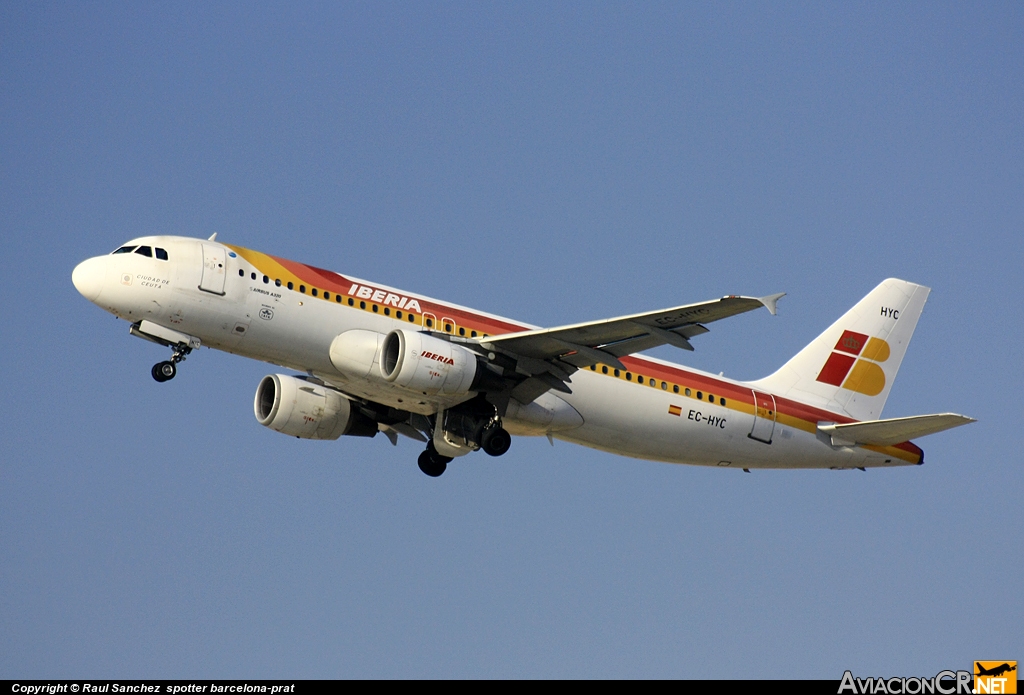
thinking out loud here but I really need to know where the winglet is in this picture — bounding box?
[758,292,785,316]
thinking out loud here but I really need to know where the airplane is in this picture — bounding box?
[71,234,974,477]
[976,663,1017,678]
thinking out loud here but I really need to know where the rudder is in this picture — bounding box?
[751,278,930,421]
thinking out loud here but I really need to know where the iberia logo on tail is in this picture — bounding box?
[816,330,891,396]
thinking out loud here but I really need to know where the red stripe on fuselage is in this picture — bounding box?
[247,247,920,458]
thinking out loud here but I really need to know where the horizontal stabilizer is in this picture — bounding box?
[818,413,975,446]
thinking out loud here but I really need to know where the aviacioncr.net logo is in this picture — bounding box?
[838,670,972,695]
[974,662,1017,694]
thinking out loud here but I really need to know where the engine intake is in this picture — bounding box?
[254,374,377,440]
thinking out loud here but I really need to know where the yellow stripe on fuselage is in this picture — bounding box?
[227,243,922,465]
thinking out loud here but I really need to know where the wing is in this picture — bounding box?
[469,293,784,404]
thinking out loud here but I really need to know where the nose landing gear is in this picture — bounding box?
[151,344,191,383]
[151,361,176,382]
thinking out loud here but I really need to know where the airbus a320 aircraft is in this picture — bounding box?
[72,235,973,477]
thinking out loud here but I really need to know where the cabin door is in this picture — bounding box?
[749,390,777,444]
[199,243,226,295]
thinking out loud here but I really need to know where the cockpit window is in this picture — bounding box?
[134,246,153,257]
[112,246,137,254]
[155,248,168,260]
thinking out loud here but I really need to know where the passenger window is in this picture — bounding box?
[251,272,257,280]
[602,366,608,374]
[155,248,168,261]
[426,318,433,328]
[685,388,691,396]
[459,327,465,336]
[263,276,269,284]
[709,395,715,403]
[661,381,667,390]
[299,285,306,294]
[311,288,318,297]
[397,311,403,319]
[384,307,390,316]
[359,301,366,309]
[673,385,679,393]
[324,292,330,300]
[239,270,244,277]
[372,304,378,313]
[134,246,153,257]
[471,330,477,337]
[335,295,341,303]
[721,398,727,407]
[275,279,281,287]
[287,281,294,290]
[637,376,644,384]
[112,246,136,254]
[614,369,620,377]
[408,314,416,322]
[697,391,703,400]
[626,373,632,381]
[348,298,354,306]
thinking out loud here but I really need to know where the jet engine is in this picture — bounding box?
[254,374,378,440]
[380,329,484,397]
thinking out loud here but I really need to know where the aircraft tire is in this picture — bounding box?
[152,361,176,382]
[418,450,447,477]
[481,427,512,457]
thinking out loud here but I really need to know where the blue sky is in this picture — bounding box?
[1,2,1021,678]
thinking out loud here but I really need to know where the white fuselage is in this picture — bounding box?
[72,236,920,470]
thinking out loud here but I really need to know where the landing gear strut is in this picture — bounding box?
[417,442,453,477]
[151,344,192,383]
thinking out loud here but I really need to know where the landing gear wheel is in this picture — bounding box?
[481,426,512,457]
[151,361,176,382]
[417,450,448,477]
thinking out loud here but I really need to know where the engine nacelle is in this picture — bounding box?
[329,330,382,379]
[254,374,378,440]
[380,329,480,397]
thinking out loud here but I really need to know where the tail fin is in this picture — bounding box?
[751,278,930,421]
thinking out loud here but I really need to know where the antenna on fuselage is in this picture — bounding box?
[207,233,217,241]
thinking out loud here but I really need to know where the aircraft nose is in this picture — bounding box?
[72,256,107,303]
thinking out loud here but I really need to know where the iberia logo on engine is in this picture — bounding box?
[816,330,891,396]
[421,351,455,366]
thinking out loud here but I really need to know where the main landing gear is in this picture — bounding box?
[480,426,512,457]
[417,443,452,478]
[417,424,512,477]
[151,344,192,383]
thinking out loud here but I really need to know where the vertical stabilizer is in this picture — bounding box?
[750,279,930,422]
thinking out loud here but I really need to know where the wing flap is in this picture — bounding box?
[818,413,976,446]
